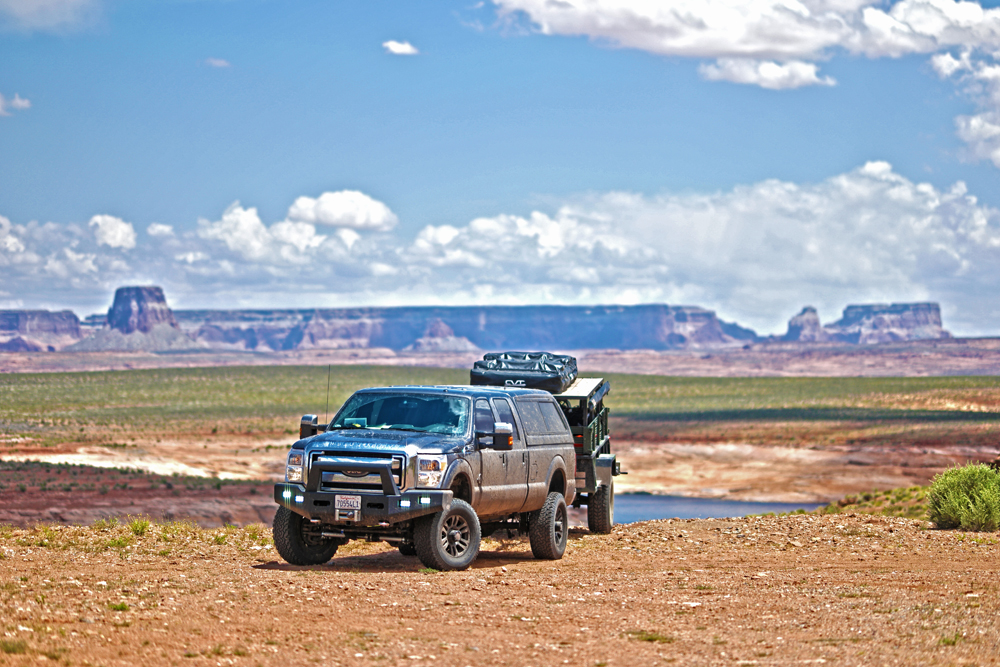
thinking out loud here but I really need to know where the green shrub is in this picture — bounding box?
[928,463,1000,531]
[128,517,150,537]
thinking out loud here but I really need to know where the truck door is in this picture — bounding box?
[475,398,506,517]
[493,397,528,513]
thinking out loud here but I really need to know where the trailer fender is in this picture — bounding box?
[596,454,617,488]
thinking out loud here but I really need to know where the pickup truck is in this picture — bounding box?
[273,385,578,571]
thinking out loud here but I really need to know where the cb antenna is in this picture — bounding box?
[324,364,332,426]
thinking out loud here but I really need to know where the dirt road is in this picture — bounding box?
[1,514,996,666]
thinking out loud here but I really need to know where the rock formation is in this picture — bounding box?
[0,310,83,352]
[403,319,480,353]
[106,286,179,334]
[3,286,958,355]
[824,303,950,344]
[782,307,828,343]
[67,286,200,352]
[781,303,950,344]
[173,303,756,352]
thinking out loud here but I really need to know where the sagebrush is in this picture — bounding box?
[927,463,1000,531]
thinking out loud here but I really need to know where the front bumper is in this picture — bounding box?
[274,483,452,527]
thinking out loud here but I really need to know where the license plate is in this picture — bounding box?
[335,495,361,510]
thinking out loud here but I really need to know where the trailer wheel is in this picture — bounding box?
[272,506,340,565]
[413,499,481,571]
[529,492,568,560]
[587,479,614,534]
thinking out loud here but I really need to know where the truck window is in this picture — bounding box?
[514,400,547,435]
[492,398,520,440]
[330,392,470,436]
[475,398,495,433]
[538,400,570,433]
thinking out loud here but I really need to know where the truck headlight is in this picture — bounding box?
[286,450,304,483]
[416,455,447,489]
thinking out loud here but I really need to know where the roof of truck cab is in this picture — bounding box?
[351,385,553,398]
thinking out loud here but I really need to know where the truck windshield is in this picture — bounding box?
[329,393,471,436]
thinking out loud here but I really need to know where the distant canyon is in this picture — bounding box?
[1,285,953,354]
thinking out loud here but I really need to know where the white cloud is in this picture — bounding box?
[932,49,1000,167]
[382,40,419,55]
[197,203,273,261]
[88,214,136,249]
[286,190,398,231]
[0,215,25,253]
[493,0,1000,88]
[205,58,231,68]
[699,59,837,89]
[0,93,30,116]
[0,0,98,30]
[4,168,1000,334]
[146,223,174,237]
[197,202,328,262]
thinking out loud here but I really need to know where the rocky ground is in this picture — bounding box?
[1,514,997,666]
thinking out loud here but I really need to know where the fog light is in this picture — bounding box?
[282,490,292,500]
[399,499,411,508]
[419,496,431,505]
[295,495,304,503]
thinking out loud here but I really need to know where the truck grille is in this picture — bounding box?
[310,452,405,492]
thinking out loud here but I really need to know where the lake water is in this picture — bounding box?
[613,493,823,524]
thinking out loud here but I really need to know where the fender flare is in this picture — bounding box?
[544,455,575,506]
[442,458,477,505]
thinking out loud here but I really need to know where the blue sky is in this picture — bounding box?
[2,0,1000,335]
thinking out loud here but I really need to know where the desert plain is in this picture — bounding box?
[1,349,999,665]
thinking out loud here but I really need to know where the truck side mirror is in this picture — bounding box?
[492,422,513,450]
[300,414,318,439]
[476,422,513,450]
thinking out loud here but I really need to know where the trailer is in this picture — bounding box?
[552,377,622,533]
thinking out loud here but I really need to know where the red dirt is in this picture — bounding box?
[1,514,997,666]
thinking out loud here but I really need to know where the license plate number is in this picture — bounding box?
[335,495,361,510]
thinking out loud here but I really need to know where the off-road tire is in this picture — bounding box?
[529,492,568,560]
[413,499,481,571]
[397,542,417,556]
[588,479,614,534]
[272,506,340,565]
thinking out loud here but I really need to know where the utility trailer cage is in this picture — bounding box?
[552,377,620,499]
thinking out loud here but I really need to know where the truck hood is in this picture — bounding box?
[302,428,468,455]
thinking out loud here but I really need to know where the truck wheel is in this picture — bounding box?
[413,499,481,571]
[272,506,340,565]
[587,479,614,534]
[529,492,568,560]
[398,542,417,556]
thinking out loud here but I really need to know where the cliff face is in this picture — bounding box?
[781,303,950,344]
[67,286,199,352]
[173,304,755,352]
[4,287,956,356]
[0,310,83,351]
[782,307,827,343]
[106,286,179,334]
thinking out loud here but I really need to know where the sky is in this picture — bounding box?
[1,0,1000,336]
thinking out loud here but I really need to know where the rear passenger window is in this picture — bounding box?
[538,401,569,433]
[492,398,520,440]
[515,401,547,435]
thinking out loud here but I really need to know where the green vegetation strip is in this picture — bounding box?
[0,366,466,431]
[602,374,1000,421]
[3,367,1000,431]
